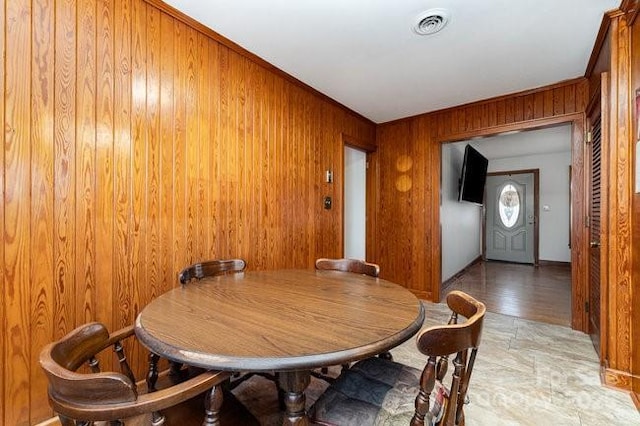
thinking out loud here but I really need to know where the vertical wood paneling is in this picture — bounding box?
[113,0,132,332]
[159,12,175,292]
[553,87,565,115]
[255,66,268,270]
[54,0,77,341]
[0,0,4,417]
[267,73,279,268]
[76,0,97,326]
[513,95,524,122]
[3,0,376,422]
[172,19,186,286]
[523,94,534,121]
[544,89,554,117]
[504,97,515,123]
[564,84,576,113]
[95,0,115,370]
[534,92,544,118]
[216,45,229,258]
[592,7,640,392]
[630,4,640,401]
[184,26,198,263]
[196,33,210,261]
[5,1,32,423]
[130,0,146,370]
[608,15,632,373]
[494,100,504,125]
[207,41,220,260]
[146,5,161,299]
[570,119,588,331]
[30,0,55,420]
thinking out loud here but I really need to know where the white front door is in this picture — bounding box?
[485,173,535,264]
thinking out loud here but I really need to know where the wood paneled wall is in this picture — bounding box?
[374,117,436,299]
[600,9,634,390]
[629,6,640,410]
[0,0,375,423]
[621,1,640,404]
[375,78,588,313]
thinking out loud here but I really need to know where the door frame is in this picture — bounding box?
[483,169,540,265]
[434,113,588,332]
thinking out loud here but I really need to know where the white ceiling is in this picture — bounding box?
[164,0,618,123]
[467,124,571,160]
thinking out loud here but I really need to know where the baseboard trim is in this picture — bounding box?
[35,416,60,426]
[537,260,571,267]
[409,289,430,301]
[601,365,634,391]
[441,255,482,290]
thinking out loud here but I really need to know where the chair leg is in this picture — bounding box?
[203,384,224,426]
[147,353,160,391]
[146,353,165,425]
[58,416,77,426]
[124,413,154,426]
[169,361,184,379]
[276,376,286,411]
[378,351,393,361]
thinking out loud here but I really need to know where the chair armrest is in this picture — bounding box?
[105,325,135,347]
[54,370,233,421]
[125,369,234,416]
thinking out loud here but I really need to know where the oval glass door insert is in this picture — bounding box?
[498,184,520,228]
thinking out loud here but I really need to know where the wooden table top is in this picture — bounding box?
[135,269,425,372]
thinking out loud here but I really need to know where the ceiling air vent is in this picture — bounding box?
[413,8,450,36]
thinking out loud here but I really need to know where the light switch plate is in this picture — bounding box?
[323,196,332,209]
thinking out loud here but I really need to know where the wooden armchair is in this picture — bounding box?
[178,258,246,284]
[315,258,380,277]
[39,322,232,425]
[309,290,486,426]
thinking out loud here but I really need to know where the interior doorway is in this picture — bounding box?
[440,125,572,326]
[344,146,367,259]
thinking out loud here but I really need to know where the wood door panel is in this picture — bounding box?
[588,101,602,357]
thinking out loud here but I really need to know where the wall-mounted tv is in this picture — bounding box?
[458,144,489,205]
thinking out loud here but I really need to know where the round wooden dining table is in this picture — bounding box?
[135,269,425,425]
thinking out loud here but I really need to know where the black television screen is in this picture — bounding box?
[458,145,489,205]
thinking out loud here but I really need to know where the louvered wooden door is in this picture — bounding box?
[588,102,602,357]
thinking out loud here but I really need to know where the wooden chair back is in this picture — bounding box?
[41,322,139,407]
[39,322,230,424]
[315,258,380,277]
[178,258,246,284]
[412,290,486,426]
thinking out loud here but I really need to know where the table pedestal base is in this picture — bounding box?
[278,370,311,426]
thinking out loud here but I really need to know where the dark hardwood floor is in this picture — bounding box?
[441,260,572,327]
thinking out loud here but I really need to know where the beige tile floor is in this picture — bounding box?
[232,301,640,425]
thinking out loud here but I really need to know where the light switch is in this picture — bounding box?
[324,196,332,209]
[325,170,333,183]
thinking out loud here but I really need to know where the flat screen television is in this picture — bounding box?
[458,145,489,205]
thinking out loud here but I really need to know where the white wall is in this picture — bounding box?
[488,151,571,262]
[344,146,366,259]
[441,143,483,282]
